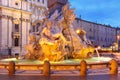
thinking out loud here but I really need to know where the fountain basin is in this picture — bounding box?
[0,57,111,64]
[0,57,111,70]
[0,57,112,71]
[0,57,111,65]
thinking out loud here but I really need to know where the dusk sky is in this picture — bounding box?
[69,0,120,27]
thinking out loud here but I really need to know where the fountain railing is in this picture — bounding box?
[0,59,118,76]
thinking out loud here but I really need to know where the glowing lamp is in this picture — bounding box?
[76,29,80,34]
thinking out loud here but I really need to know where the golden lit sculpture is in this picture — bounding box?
[76,29,87,44]
[58,4,76,58]
[25,35,44,60]
[25,3,95,61]
[73,47,95,59]
[39,19,66,61]
[62,4,76,25]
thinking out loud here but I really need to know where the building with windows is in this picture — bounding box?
[0,0,47,55]
[48,0,117,48]
[73,18,116,47]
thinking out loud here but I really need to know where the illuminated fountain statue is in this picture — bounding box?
[25,4,95,61]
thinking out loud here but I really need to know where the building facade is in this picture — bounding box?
[73,18,116,47]
[0,0,47,55]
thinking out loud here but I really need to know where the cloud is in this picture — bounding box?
[69,0,120,27]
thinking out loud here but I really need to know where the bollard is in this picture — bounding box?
[43,60,50,76]
[15,53,19,59]
[8,61,15,75]
[109,59,118,75]
[80,60,87,76]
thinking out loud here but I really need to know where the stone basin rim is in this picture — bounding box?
[0,57,112,65]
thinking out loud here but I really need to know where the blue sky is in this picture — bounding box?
[69,0,120,27]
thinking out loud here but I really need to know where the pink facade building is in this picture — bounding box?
[0,0,47,55]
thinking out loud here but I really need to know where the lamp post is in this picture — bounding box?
[117,35,120,51]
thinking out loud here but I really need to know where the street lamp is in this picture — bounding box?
[117,35,120,51]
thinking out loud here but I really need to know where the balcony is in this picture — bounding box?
[12,32,20,38]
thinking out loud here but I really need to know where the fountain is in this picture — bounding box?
[0,4,112,65]
[24,4,96,61]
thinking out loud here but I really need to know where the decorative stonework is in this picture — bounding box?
[13,18,20,24]
[0,0,48,55]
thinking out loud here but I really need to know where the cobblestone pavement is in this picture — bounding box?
[0,74,119,80]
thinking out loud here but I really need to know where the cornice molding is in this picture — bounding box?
[0,5,31,14]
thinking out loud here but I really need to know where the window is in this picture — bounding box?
[89,28,92,32]
[15,2,18,6]
[14,37,19,46]
[105,38,107,41]
[30,4,32,10]
[42,0,44,4]
[77,19,79,23]
[15,24,19,32]
[32,26,35,32]
[101,38,103,41]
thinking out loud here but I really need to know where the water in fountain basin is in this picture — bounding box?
[0,57,111,65]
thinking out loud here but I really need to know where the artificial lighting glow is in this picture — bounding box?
[76,29,80,34]
[117,35,120,39]
[0,58,17,61]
